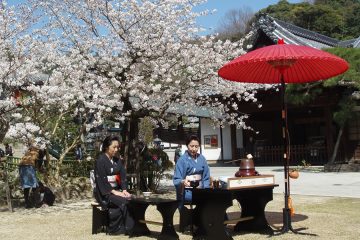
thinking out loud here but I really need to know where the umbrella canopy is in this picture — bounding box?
[218,43,349,84]
[218,40,349,234]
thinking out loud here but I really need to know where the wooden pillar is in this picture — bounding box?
[325,106,334,161]
[220,127,224,162]
[177,116,185,145]
[230,124,237,160]
[198,118,202,154]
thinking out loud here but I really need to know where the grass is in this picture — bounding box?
[0,193,359,240]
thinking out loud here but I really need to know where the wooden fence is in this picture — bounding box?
[236,145,328,166]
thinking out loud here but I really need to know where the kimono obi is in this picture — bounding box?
[107,174,121,188]
[185,174,202,188]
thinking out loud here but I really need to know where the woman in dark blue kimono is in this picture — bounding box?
[173,135,210,209]
[94,136,134,235]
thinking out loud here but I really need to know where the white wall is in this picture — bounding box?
[161,118,244,162]
[200,118,232,161]
[222,124,232,160]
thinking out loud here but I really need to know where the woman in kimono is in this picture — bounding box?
[173,135,210,209]
[94,136,134,235]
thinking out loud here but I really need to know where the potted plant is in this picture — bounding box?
[289,168,299,179]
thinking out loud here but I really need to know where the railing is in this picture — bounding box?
[3,156,22,171]
[4,156,93,177]
[235,145,328,166]
[4,157,149,191]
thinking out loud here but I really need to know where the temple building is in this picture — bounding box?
[158,14,360,169]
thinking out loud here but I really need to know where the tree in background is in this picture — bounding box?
[216,0,359,44]
[213,0,360,164]
[216,6,255,41]
[259,0,360,39]
[0,1,41,143]
[4,45,107,186]
[259,1,360,163]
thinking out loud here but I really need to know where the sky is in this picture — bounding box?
[8,0,303,35]
[195,0,303,34]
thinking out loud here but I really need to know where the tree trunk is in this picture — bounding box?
[43,148,52,184]
[122,120,131,170]
[130,117,140,193]
[328,126,344,165]
[3,160,13,212]
[0,121,9,144]
[122,116,141,193]
[54,153,66,184]
[52,136,80,182]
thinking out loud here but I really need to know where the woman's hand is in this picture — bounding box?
[112,190,131,198]
[122,190,131,198]
[182,179,190,187]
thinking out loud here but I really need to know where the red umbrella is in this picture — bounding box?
[218,39,349,234]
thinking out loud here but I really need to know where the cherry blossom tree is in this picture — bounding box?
[4,44,114,182]
[28,0,261,150]
[0,0,41,142]
[2,1,265,190]
[0,1,105,183]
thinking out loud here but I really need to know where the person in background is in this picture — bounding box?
[174,144,182,164]
[18,146,39,208]
[38,181,55,207]
[37,149,46,171]
[94,136,134,235]
[5,143,13,157]
[138,141,153,191]
[75,144,83,161]
[0,148,5,161]
[173,135,210,209]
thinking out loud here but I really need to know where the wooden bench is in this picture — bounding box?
[91,202,109,234]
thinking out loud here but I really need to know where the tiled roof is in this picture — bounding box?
[338,38,357,47]
[275,18,339,47]
[352,36,360,48]
[250,14,359,49]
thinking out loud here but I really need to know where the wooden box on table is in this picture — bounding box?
[220,175,275,190]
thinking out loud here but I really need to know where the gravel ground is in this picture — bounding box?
[1,192,359,240]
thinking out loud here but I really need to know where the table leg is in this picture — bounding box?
[234,188,273,233]
[193,191,233,240]
[129,202,151,236]
[157,201,179,240]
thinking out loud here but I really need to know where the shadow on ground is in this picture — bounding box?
[265,211,308,224]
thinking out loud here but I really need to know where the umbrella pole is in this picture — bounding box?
[277,74,316,236]
[280,74,293,233]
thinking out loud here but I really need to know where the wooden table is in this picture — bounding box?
[128,196,179,240]
[192,185,278,240]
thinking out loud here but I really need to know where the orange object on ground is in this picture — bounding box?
[288,196,295,216]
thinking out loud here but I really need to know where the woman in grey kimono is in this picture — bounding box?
[173,135,210,209]
[94,136,134,235]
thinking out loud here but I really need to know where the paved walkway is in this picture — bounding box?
[163,166,360,198]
